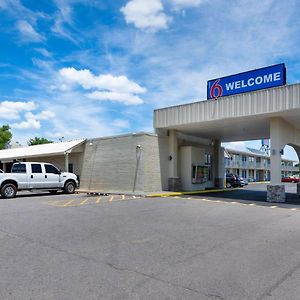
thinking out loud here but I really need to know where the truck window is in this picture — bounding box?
[45,164,60,174]
[11,163,27,173]
[31,164,42,173]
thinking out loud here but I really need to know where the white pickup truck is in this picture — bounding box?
[0,162,79,198]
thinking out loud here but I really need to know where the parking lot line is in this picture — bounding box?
[43,194,152,208]
[63,200,75,207]
[80,198,89,205]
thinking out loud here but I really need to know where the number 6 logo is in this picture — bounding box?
[210,79,223,99]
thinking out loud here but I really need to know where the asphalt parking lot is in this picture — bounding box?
[1,185,300,299]
[187,182,300,205]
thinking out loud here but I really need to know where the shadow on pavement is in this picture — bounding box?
[195,189,300,205]
[14,191,65,199]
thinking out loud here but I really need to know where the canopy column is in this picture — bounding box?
[65,152,69,172]
[168,130,181,191]
[213,140,225,188]
[268,117,300,202]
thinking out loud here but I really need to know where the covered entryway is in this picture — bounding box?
[0,139,86,178]
[154,83,300,202]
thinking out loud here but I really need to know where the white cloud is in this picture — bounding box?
[11,118,40,129]
[0,101,54,130]
[12,110,55,130]
[0,101,36,120]
[38,110,56,119]
[121,0,170,32]
[59,67,146,105]
[59,67,146,93]
[16,20,44,42]
[86,91,143,106]
[51,0,101,44]
[51,2,79,44]
[35,48,52,58]
[25,110,56,120]
[169,0,206,9]
[222,141,248,152]
[0,0,47,22]
[112,119,130,128]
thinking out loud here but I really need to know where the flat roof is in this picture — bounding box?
[154,83,300,142]
[225,147,296,162]
[0,139,86,161]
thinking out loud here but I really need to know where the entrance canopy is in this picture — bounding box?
[154,83,300,142]
[0,139,86,162]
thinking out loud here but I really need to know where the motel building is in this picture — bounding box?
[224,147,298,181]
[0,64,299,202]
[154,63,300,202]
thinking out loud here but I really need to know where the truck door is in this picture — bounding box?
[44,164,62,188]
[11,163,28,188]
[29,163,45,188]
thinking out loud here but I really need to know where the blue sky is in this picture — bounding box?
[0,0,299,160]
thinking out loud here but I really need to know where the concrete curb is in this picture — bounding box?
[248,181,270,185]
[146,187,243,198]
[76,189,146,197]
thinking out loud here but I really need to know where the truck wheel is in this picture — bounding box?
[64,181,75,194]
[226,182,232,188]
[1,183,17,199]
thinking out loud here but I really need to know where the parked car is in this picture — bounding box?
[247,177,255,182]
[226,174,244,188]
[281,176,300,183]
[0,162,79,198]
[240,177,248,185]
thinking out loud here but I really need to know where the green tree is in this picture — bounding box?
[28,137,53,146]
[0,125,12,149]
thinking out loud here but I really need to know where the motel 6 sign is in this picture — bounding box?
[207,63,286,100]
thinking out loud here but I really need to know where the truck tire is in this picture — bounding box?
[64,181,75,194]
[1,183,17,199]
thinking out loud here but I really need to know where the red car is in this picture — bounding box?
[281,176,300,183]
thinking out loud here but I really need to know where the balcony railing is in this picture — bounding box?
[225,160,298,172]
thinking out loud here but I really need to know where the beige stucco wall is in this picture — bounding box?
[179,146,214,191]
